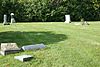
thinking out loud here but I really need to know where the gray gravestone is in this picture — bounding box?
[21,43,45,51]
[10,13,15,24]
[3,14,10,25]
[0,43,21,56]
[14,55,33,62]
[3,14,7,25]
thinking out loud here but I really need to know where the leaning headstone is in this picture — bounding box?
[10,13,15,24]
[65,15,71,23]
[3,14,10,25]
[21,43,45,51]
[14,55,33,62]
[0,43,21,56]
[81,18,89,25]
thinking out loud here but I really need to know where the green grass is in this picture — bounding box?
[0,22,100,67]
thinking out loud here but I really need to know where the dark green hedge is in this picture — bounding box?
[0,0,100,22]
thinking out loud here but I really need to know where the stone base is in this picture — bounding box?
[0,49,21,56]
[14,55,33,62]
[64,21,71,23]
[3,23,10,25]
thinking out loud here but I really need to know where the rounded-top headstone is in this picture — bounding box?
[11,13,14,15]
[10,13,15,24]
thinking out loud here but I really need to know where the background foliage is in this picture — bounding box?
[0,0,100,22]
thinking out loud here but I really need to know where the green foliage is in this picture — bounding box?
[0,0,100,22]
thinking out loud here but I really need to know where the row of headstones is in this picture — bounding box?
[3,14,70,24]
[3,13,15,25]
[3,14,89,25]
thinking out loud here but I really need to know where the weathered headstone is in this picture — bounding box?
[81,18,89,25]
[65,15,71,23]
[10,13,15,24]
[21,43,45,51]
[3,14,9,25]
[0,43,21,56]
[14,55,33,62]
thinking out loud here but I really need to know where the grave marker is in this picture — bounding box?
[81,18,89,25]
[65,15,71,23]
[14,55,33,62]
[3,14,10,25]
[21,43,45,50]
[10,13,15,24]
[0,43,21,56]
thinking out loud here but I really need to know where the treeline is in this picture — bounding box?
[0,0,100,22]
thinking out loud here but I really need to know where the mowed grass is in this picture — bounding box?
[0,22,100,67]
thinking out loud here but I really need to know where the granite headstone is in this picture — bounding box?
[0,43,21,56]
[21,43,45,51]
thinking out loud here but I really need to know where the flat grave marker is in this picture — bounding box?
[14,55,33,62]
[21,43,45,51]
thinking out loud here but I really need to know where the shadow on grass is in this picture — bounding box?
[0,31,67,47]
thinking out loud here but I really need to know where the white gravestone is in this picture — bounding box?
[3,14,7,25]
[10,13,15,24]
[0,43,21,56]
[65,15,71,23]
[14,55,33,62]
[21,43,45,51]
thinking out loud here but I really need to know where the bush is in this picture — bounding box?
[0,0,100,22]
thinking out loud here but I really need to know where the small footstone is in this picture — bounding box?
[14,55,33,62]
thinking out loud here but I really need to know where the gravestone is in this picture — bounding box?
[21,43,45,51]
[3,14,10,25]
[65,15,71,23]
[10,13,15,24]
[0,43,21,56]
[14,55,33,62]
[81,18,89,25]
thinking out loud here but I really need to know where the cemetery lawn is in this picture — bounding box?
[0,22,100,67]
